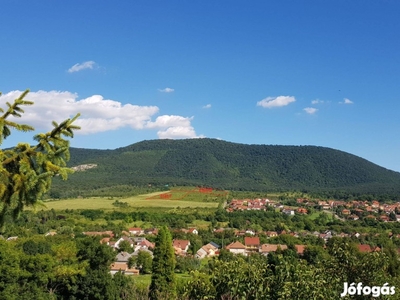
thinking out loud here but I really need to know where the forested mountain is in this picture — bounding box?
[51,138,400,198]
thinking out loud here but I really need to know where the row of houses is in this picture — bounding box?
[228,198,400,215]
[225,236,381,256]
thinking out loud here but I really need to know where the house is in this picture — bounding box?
[188,228,198,235]
[144,228,158,235]
[265,231,278,238]
[297,208,308,214]
[245,230,256,236]
[110,262,139,276]
[282,209,295,216]
[196,242,220,259]
[226,241,246,255]
[244,237,260,251]
[342,209,351,215]
[129,228,144,236]
[348,214,359,221]
[181,228,199,235]
[137,238,155,249]
[114,236,134,249]
[358,244,372,253]
[173,239,190,255]
[295,245,306,255]
[132,248,153,257]
[259,244,288,255]
[115,251,134,262]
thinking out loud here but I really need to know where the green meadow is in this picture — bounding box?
[42,191,219,211]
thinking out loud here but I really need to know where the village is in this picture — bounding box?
[227,197,400,222]
[80,193,397,277]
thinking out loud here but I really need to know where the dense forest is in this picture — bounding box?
[50,138,400,199]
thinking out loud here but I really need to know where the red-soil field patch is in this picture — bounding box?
[146,187,228,201]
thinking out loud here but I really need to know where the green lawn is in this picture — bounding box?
[42,191,219,210]
[132,273,191,287]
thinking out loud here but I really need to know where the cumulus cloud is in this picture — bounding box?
[68,61,96,73]
[257,96,296,108]
[202,104,211,109]
[146,115,193,129]
[303,107,318,114]
[341,98,353,104]
[0,90,201,138]
[158,87,174,93]
[145,115,203,139]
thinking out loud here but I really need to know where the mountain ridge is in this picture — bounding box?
[51,138,400,198]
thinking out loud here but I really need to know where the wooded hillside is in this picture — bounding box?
[50,139,400,199]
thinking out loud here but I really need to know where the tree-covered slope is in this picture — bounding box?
[50,138,400,197]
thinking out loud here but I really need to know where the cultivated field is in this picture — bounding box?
[42,191,220,210]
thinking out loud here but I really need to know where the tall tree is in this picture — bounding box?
[0,90,79,230]
[149,226,176,300]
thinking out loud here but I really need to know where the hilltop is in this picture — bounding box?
[50,138,400,199]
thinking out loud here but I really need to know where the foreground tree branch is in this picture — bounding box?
[0,89,80,230]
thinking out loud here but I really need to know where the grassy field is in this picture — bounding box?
[42,191,219,210]
[132,273,191,287]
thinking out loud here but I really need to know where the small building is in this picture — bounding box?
[259,244,288,255]
[244,237,260,251]
[226,241,246,256]
[173,239,191,255]
[110,262,139,276]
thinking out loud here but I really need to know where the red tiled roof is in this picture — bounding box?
[244,237,260,246]
[260,244,288,253]
[358,244,372,253]
[295,245,306,255]
[173,239,190,251]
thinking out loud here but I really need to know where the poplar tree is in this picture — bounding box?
[149,226,176,300]
[0,89,80,231]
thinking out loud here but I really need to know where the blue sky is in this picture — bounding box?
[1,1,400,172]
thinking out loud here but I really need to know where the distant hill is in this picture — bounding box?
[50,138,400,199]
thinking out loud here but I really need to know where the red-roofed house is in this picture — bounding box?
[295,245,306,255]
[358,244,372,253]
[173,239,190,255]
[244,237,260,251]
[259,244,288,255]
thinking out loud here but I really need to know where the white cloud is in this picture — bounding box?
[146,115,193,129]
[202,104,211,109]
[157,126,201,139]
[257,96,296,108]
[158,87,174,93]
[311,99,324,104]
[0,90,201,138]
[303,107,318,114]
[145,115,204,139]
[68,61,96,73]
[342,98,353,104]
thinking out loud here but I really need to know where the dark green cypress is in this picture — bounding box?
[149,226,176,300]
